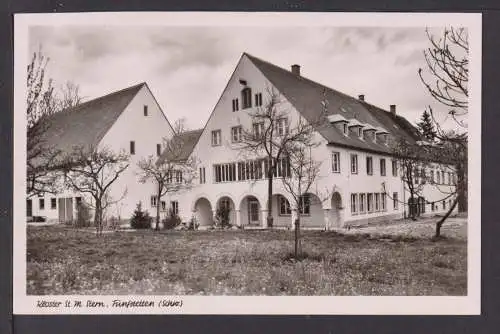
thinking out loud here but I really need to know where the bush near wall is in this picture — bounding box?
[161,209,182,230]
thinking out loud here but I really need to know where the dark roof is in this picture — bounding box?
[157,129,203,164]
[39,82,145,154]
[245,53,420,154]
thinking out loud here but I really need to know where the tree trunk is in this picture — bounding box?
[294,218,301,259]
[435,196,458,238]
[155,184,161,231]
[267,163,274,228]
[94,200,102,237]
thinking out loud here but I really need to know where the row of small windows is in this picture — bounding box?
[212,118,289,146]
[213,157,291,183]
[333,152,397,177]
[231,89,263,112]
[417,168,456,185]
[35,196,82,211]
[350,192,394,215]
[128,141,162,156]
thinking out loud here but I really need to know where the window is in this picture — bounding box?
[161,201,166,211]
[392,160,398,177]
[367,193,374,212]
[343,123,348,135]
[448,172,452,185]
[279,195,291,215]
[351,154,358,174]
[442,200,446,210]
[393,192,398,210]
[253,122,264,138]
[238,159,264,181]
[276,118,289,136]
[431,202,435,212]
[151,195,157,208]
[231,126,242,142]
[350,193,358,214]
[50,198,56,210]
[211,130,221,146]
[380,158,386,176]
[359,193,366,213]
[375,193,380,211]
[430,170,435,184]
[232,98,239,112]
[358,127,363,138]
[381,193,386,211]
[214,163,237,183]
[255,93,263,107]
[39,198,45,210]
[441,171,445,184]
[436,170,441,184]
[420,197,426,214]
[130,141,135,155]
[332,152,340,173]
[171,201,179,216]
[366,156,373,175]
[75,197,82,206]
[299,194,310,215]
[241,87,252,109]
[199,167,206,184]
[276,156,291,178]
[143,105,148,116]
[156,144,161,156]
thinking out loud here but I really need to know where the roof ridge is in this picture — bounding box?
[61,82,146,114]
[245,52,397,114]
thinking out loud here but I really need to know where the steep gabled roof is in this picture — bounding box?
[245,53,420,154]
[157,129,204,164]
[39,82,145,154]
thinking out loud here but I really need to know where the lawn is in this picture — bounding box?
[27,221,467,296]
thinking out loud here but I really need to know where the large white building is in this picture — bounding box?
[28,53,457,228]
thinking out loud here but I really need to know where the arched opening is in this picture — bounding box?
[194,197,213,226]
[216,196,236,226]
[266,193,292,228]
[329,192,343,228]
[239,195,261,227]
[299,193,323,228]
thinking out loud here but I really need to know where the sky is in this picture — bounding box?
[28,25,460,131]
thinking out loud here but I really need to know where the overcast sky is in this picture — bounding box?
[29,25,456,130]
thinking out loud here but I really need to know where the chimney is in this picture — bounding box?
[390,104,396,115]
[291,64,301,76]
[358,94,365,101]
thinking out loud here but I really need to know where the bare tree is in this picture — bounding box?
[27,48,82,197]
[60,146,130,236]
[392,139,431,220]
[418,27,468,213]
[419,27,468,128]
[137,122,198,230]
[280,132,321,259]
[237,88,323,228]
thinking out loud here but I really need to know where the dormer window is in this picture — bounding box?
[358,128,363,138]
[241,87,252,109]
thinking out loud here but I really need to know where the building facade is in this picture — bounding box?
[28,53,458,228]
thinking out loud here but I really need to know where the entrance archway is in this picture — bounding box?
[216,196,236,226]
[194,197,213,226]
[239,195,261,226]
[329,192,343,228]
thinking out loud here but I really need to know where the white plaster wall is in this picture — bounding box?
[96,84,175,219]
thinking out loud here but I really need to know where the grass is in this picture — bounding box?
[26,225,467,296]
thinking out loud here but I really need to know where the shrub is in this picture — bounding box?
[130,202,152,229]
[75,202,92,228]
[162,208,182,230]
[215,206,231,228]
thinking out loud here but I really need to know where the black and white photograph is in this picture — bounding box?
[13,12,481,314]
